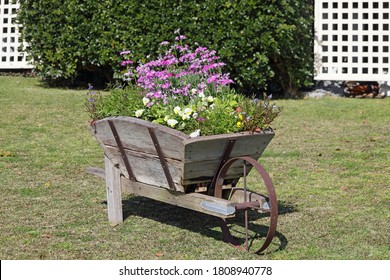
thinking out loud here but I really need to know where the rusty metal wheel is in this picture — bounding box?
[214,156,278,254]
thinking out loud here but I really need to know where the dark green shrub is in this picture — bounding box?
[18,0,313,96]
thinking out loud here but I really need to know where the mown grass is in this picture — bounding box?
[0,76,389,260]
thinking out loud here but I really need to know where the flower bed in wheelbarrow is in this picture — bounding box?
[86,34,282,254]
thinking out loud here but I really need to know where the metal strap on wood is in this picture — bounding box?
[148,127,176,191]
[209,138,237,191]
[107,120,136,181]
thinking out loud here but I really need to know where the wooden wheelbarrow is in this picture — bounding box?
[88,116,278,253]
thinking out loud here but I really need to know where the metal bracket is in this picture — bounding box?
[148,127,176,191]
[209,138,237,193]
[108,120,136,181]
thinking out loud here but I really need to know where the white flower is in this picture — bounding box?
[191,88,197,94]
[142,97,150,106]
[167,119,178,127]
[192,112,198,119]
[174,106,181,114]
[207,96,214,102]
[189,129,201,138]
[198,91,205,98]
[182,114,190,121]
[135,109,144,117]
[184,107,192,115]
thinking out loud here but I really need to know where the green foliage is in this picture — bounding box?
[18,0,313,96]
[85,86,144,122]
[86,85,282,137]
[238,95,283,132]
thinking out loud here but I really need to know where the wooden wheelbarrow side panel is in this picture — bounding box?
[93,117,189,193]
[181,131,274,185]
[93,116,188,158]
[92,116,275,190]
[103,145,184,192]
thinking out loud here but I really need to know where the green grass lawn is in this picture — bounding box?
[0,76,389,260]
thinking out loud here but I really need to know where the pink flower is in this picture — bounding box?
[153,91,162,98]
[120,50,131,55]
[176,44,189,52]
[207,74,221,84]
[161,81,171,89]
[121,60,133,66]
[175,35,187,41]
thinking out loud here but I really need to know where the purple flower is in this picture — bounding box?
[207,74,220,84]
[161,81,171,89]
[120,60,133,66]
[202,62,225,72]
[195,47,208,54]
[175,35,187,41]
[120,50,131,55]
[123,33,237,116]
[176,44,189,52]
[176,70,190,78]
[198,82,206,90]
[153,91,162,98]
[218,74,234,85]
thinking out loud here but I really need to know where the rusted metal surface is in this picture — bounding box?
[234,201,261,211]
[214,156,278,254]
[148,127,176,191]
[108,120,136,181]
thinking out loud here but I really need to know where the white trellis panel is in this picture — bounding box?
[0,0,32,69]
[314,0,390,82]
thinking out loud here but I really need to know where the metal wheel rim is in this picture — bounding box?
[214,156,278,254]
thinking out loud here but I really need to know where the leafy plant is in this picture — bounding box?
[237,95,282,132]
[87,35,281,136]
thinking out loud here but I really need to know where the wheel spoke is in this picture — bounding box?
[243,161,249,251]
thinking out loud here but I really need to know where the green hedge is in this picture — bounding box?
[18,0,313,96]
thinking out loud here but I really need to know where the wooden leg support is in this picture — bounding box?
[104,154,123,225]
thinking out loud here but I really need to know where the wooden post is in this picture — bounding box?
[104,154,123,225]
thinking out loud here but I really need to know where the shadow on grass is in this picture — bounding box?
[103,196,295,254]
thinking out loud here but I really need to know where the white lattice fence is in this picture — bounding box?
[315,0,390,84]
[0,0,31,69]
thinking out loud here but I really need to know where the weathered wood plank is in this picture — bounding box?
[103,145,184,192]
[93,116,188,160]
[183,131,274,161]
[181,132,274,185]
[182,155,258,181]
[105,154,123,225]
[121,177,236,219]
[93,117,188,192]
